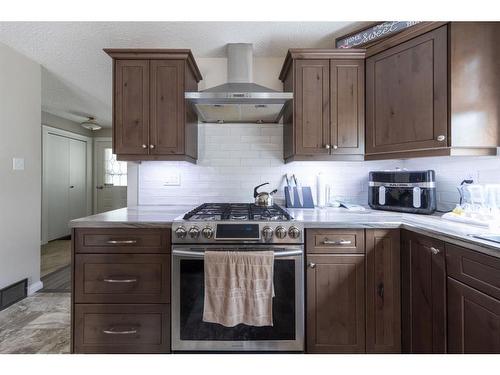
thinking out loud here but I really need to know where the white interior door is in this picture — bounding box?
[69,138,87,220]
[95,140,127,213]
[46,133,70,240]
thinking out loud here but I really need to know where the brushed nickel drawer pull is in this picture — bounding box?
[322,239,352,245]
[106,240,138,245]
[102,328,138,335]
[103,277,138,283]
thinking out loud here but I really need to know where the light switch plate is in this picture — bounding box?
[163,172,181,186]
[12,158,25,171]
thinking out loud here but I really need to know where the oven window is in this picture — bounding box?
[180,259,296,341]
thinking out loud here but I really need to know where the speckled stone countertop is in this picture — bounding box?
[70,205,500,257]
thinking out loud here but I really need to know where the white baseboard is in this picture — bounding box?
[28,280,44,295]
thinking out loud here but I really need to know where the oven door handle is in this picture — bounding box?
[172,249,303,258]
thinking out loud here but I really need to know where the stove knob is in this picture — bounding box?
[189,226,200,239]
[288,226,301,239]
[202,227,214,239]
[262,226,274,241]
[175,226,187,239]
[275,226,287,239]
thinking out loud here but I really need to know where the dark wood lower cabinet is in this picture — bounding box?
[306,254,365,353]
[365,229,401,353]
[74,304,170,354]
[447,277,500,353]
[72,228,171,354]
[401,230,446,353]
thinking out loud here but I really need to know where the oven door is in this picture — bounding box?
[171,245,304,352]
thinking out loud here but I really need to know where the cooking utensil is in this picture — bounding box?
[292,175,303,207]
[285,174,294,207]
[253,182,277,207]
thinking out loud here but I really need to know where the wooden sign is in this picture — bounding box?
[335,21,423,48]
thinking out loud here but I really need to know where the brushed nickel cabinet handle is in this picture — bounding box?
[324,144,331,149]
[106,240,137,245]
[103,278,138,283]
[322,239,352,245]
[102,328,138,335]
[142,144,148,149]
[430,247,440,255]
[149,144,155,149]
[437,135,446,142]
[308,262,316,269]
[333,145,338,149]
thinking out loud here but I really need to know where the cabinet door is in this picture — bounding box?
[150,60,185,155]
[448,277,500,353]
[366,26,448,155]
[294,60,330,156]
[366,229,401,353]
[330,59,364,155]
[401,231,446,353]
[306,254,365,353]
[114,60,150,155]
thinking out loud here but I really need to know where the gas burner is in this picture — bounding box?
[183,203,292,221]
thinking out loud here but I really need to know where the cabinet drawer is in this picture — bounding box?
[446,243,500,300]
[306,229,364,254]
[73,304,170,354]
[74,228,170,254]
[74,254,170,304]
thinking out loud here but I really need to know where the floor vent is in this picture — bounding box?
[0,278,28,311]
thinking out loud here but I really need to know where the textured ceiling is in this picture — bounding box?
[0,22,360,127]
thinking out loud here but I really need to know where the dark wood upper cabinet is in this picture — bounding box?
[294,59,330,157]
[114,60,150,156]
[365,22,500,160]
[280,49,366,163]
[365,229,401,353]
[401,230,446,353]
[105,49,202,163]
[366,26,448,156]
[330,59,364,156]
[306,254,365,353]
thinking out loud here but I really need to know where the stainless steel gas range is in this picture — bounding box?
[171,203,304,352]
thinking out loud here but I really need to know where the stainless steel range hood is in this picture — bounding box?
[185,43,293,124]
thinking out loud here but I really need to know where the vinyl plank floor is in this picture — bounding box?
[41,240,71,277]
[40,265,71,292]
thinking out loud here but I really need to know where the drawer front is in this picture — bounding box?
[75,254,170,304]
[74,228,170,254]
[306,229,365,254]
[446,243,500,300]
[73,304,170,353]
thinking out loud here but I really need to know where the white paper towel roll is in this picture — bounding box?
[317,173,326,207]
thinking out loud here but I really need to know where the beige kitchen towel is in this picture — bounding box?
[203,251,274,327]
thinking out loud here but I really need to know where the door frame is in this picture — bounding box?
[41,125,93,245]
[93,137,113,213]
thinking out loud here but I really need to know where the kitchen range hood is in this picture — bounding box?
[185,43,293,124]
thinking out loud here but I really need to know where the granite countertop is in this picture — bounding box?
[70,205,500,257]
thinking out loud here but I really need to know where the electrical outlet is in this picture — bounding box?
[163,173,181,186]
[12,158,24,171]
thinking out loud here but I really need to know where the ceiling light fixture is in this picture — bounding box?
[80,116,102,131]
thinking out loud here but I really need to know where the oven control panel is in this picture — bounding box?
[172,222,303,244]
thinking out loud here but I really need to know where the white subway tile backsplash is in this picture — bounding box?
[135,122,500,211]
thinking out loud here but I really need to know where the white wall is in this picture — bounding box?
[131,57,500,212]
[0,42,42,293]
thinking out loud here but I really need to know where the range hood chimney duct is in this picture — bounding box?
[227,43,253,83]
[185,43,292,124]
